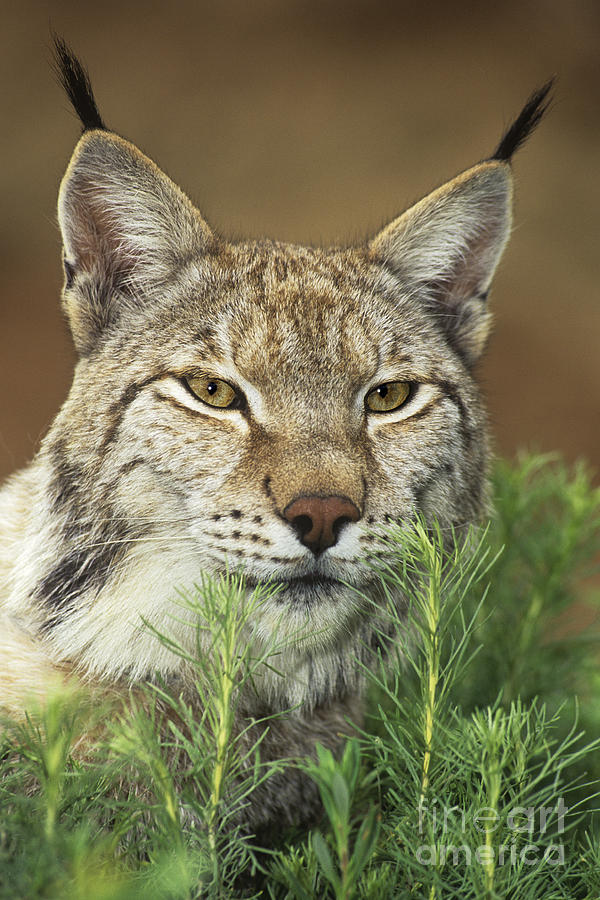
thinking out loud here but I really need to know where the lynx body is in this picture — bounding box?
[0,44,550,830]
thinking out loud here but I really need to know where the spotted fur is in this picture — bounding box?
[0,43,550,831]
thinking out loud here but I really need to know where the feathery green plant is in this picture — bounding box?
[350,510,599,897]
[0,455,598,898]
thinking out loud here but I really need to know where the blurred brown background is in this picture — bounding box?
[1,0,599,482]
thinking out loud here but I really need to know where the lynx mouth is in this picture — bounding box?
[245,574,340,589]
[280,574,340,588]
[244,573,346,602]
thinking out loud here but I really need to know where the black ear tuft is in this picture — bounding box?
[52,35,107,132]
[492,79,554,162]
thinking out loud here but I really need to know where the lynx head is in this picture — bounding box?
[34,41,551,701]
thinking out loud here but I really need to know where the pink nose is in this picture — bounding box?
[283,495,361,554]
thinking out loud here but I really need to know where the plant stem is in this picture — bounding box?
[483,725,501,898]
[207,604,237,891]
[417,527,443,900]
[419,530,442,804]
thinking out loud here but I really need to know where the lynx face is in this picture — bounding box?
[0,47,550,728]
[40,227,489,685]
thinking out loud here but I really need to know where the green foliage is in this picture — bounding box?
[1,455,599,898]
[0,573,288,899]
[457,454,600,712]
[300,740,379,899]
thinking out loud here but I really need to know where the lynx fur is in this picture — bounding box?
[0,41,551,831]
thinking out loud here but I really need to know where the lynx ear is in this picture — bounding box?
[370,161,512,365]
[58,131,213,354]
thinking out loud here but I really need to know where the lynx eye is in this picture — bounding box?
[184,375,239,409]
[365,381,411,413]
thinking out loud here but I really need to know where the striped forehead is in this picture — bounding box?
[208,248,389,384]
[177,244,439,384]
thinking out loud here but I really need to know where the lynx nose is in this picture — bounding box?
[283,495,361,554]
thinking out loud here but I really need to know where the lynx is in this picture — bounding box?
[0,40,550,831]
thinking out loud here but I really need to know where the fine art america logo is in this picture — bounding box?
[416,797,568,867]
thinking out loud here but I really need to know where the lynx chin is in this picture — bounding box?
[0,40,551,832]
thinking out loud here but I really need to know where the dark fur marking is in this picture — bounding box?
[63,256,75,289]
[117,457,146,476]
[492,80,554,162]
[37,537,126,626]
[190,325,219,356]
[403,398,439,425]
[66,276,128,358]
[152,391,214,422]
[434,379,474,448]
[273,256,288,282]
[99,375,162,454]
[53,36,107,132]
[230,509,243,519]
[208,530,271,547]
[49,441,84,510]
[247,256,267,292]
[412,462,454,509]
